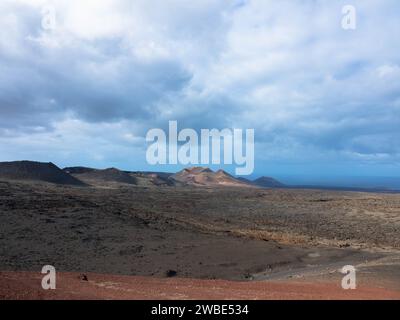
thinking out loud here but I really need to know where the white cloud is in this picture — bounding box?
[377,64,400,78]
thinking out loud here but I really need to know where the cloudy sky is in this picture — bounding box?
[0,0,399,182]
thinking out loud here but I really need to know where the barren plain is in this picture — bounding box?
[1,179,399,299]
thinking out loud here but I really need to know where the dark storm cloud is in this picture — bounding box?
[0,32,191,130]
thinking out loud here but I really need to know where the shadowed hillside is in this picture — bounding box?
[65,167,137,186]
[253,176,286,188]
[0,161,85,186]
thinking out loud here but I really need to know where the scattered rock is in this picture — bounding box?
[79,274,88,281]
[166,270,177,277]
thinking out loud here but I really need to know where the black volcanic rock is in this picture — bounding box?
[127,171,175,186]
[63,166,96,174]
[253,176,285,188]
[0,161,85,186]
[237,177,253,184]
[71,167,137,185]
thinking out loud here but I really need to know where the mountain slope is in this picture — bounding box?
[63,167,96,174]
[253,176,286,188]
[0,161,85,186]
[170,167,253,187]
[67,167,137,185]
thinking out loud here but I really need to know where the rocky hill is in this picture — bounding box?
[0,161,85,186]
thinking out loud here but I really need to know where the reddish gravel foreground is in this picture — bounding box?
[1,271,399,300]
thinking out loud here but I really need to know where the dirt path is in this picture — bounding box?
[1,271,399,300]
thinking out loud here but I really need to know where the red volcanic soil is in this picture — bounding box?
[1,272,399,300]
